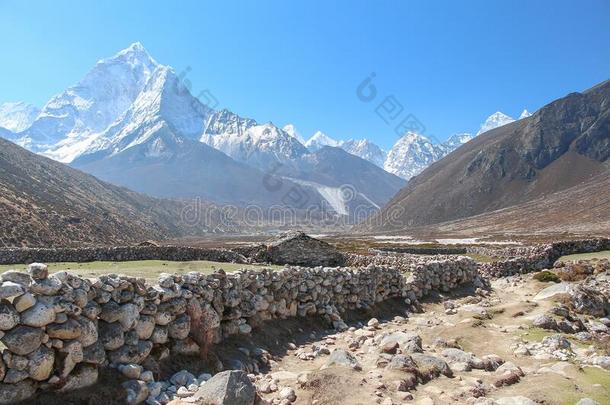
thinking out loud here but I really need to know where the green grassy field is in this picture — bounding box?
[0,260,283,281]
[558,250,610,262]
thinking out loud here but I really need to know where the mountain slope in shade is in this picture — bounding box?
[340,139,386,168]
[426,171,610,237]
[364,78,610,232]
[0,136,220,247]
[0,102,40,132]
[73,127,321,207]
[282,146,406,219]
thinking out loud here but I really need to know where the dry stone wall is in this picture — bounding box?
[0,238,606,402]
[480,238,610,278]
[0,246,248,266]
[0,257,477,403]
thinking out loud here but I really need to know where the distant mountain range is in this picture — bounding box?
[0,43,532,200]
[282,110,530,180]
[363,77,610,233]
[0,43,404,219]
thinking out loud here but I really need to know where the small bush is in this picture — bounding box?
[533,270,560,283]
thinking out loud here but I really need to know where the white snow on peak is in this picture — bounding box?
[0,102,40,132]
[519,109,532,119]
[46,64,212,162]
[442,132,474,152]
[305,130,340,151]
[203,119,308,169]
[24,42,160,158]
[384,132,444,180]
[282,124,305,143]
[476,111,515,135]
[340,139,386,168]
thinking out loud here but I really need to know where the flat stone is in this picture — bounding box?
[496,397,538,405]
[13,293,36,312]
[0,271,32,287]
[20,301,56,327]
[29,276,62,295]
[1,325,44,355]
[46,319,82,340]
[534,283,572,301]
[57,364,99,392]
[0,281,25,299]
[108,340,153,364]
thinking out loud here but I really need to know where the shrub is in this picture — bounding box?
[533,270,560,283]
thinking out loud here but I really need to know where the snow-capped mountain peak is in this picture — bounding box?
[282,124,305,143]
[305,130,340,151]
[340,139,386,168]
[21,43,160,155]
[442,132,474,151]
[384,132,444,180]
[519,109,532,119]
[476,111,515,135]
[0,102,40,132]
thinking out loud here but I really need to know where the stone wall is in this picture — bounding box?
[0,246,248,266]
[480,238,610,278]
[0,237,606,402]
[0,256,477,403]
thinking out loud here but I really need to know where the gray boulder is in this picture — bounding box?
[0,281,25,300]
[185,370,256,405]
[1,325,44,355]
[0,301,20,330]
[20,301,56,327]
[411,353,453,378]
[380,332,423,353]
[323,349,362,370]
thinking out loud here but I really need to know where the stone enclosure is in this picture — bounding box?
[0,237,606,403]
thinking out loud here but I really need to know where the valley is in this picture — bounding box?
[0,5,608,404]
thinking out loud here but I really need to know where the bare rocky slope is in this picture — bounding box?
[0,137,222,247]
[425,171,610,237]
[364,78,610,232]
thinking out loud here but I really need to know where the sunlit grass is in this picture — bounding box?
[558,250,610,262]
[0,260,282,282]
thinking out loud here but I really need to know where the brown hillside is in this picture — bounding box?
[0,137,221,247]
[364,78,610,232]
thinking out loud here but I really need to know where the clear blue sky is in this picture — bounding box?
[1,0,609,148]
